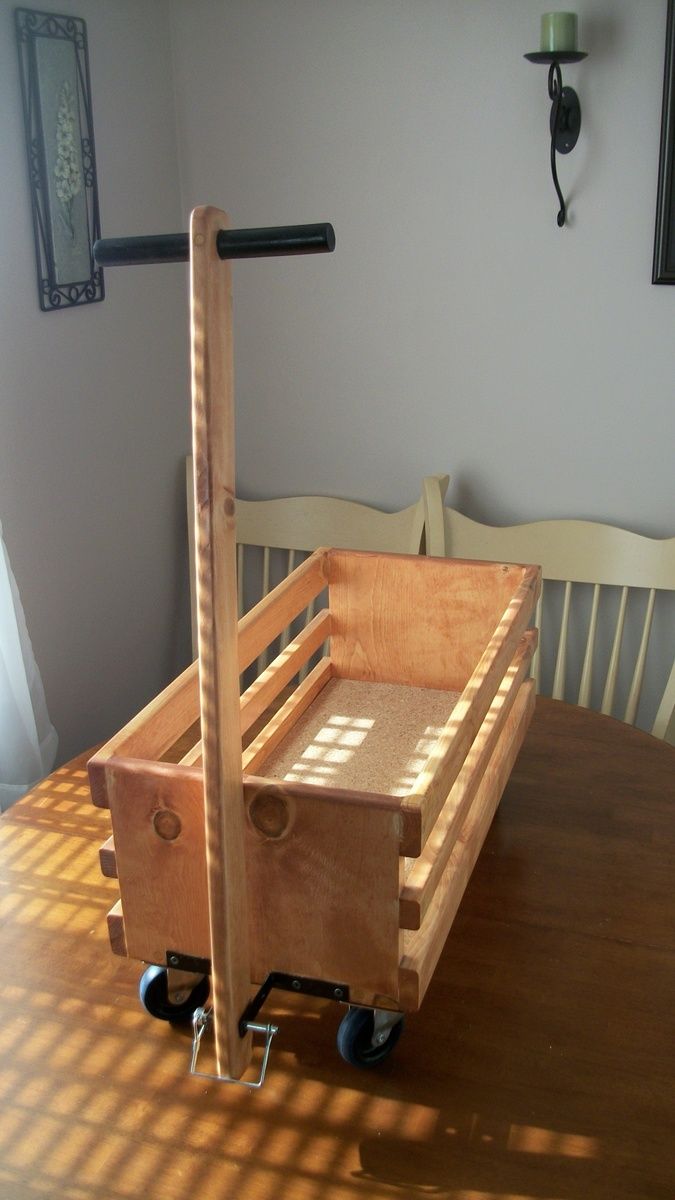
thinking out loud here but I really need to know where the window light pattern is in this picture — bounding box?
[262,678,460,795]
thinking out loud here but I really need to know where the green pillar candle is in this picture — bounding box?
[540,12,578,53]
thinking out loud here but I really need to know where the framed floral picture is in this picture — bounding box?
[15,8,104,310]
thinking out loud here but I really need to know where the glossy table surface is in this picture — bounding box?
[0,698,673,1200]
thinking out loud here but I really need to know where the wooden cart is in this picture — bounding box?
[90,207,541,1084]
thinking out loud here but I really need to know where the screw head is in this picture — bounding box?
[291,979,301,990]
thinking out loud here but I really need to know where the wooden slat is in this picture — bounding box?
[88,662,200,807]
[601,586,629,716]
[182,630,335,770]
[242,657,334,775]
[624,588,655,725]
[279,549,297,651]
[88,550,324,805]
[190,204,250,1080]
[398,680,536,1011]
[399,632,536,930]
[106,900,127,958]
[99,836,117,879]
[179,613,332,768]
[240,609,331,737]
[179,740,203,768]
[299,595,317,682]
[237,543,244,617]
[552,579,572,700]
[255,547,272,675]
[578,583,600,708]
[238,549,328,674]
[401,568,540,850]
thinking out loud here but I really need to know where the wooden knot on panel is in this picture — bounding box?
[152,808,182,841]
[223,494,235,518]
[248,787,292,840]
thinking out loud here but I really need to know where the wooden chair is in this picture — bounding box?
[424,476,675,742]
[187,457,436,665]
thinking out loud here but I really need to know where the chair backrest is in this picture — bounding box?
[424,476,675,742]
[187,457,433,666]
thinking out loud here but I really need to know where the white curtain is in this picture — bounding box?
[0,522,57,811]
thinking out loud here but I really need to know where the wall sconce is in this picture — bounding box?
[525,12,587,227]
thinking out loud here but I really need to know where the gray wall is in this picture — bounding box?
[2,1,674,761]
[169,0,675,538]
[0,0,192,763]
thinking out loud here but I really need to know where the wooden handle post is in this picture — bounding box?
[190,206,252,1080]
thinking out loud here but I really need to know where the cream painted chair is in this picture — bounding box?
[187,457,438,669]
[424,476,675,742]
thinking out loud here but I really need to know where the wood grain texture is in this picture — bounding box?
[327,547,538,691]
[243,777,402,999]
[105,758,210,964]
[190,205,250,1079]
[99,755,404,1000]
[3,706,675,1198]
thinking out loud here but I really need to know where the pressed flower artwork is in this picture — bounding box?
[54,81,83,242]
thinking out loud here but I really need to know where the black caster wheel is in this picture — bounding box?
[138,965,210,1022]
[336,1006,404,1068]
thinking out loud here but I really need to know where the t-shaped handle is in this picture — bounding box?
[93,223,335,266]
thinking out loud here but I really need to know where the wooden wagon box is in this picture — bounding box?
[90,546,540,1015]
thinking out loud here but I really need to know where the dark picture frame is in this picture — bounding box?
[653,0,675,283]
[15,7,104,310]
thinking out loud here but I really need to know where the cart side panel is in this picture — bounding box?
[398,680,536,1011]
[106,758,211,964]
[326,549,533,690]
[400,633,537,929]
[243,777,402,1001]
[105,755,403,1001]
[405,587,539,849]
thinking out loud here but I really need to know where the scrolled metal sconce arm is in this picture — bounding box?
[525,49,587,227]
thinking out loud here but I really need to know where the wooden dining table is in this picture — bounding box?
[0,696,673,1200]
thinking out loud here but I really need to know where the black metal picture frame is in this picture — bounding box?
[653,0,675,283]
[15,7,104,311]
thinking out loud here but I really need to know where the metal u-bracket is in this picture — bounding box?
[547,62,581,227]
[190,1007,279,1089]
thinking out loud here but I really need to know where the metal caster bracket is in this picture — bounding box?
[189,1007,279,1089]
[370,1007,405,1049]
